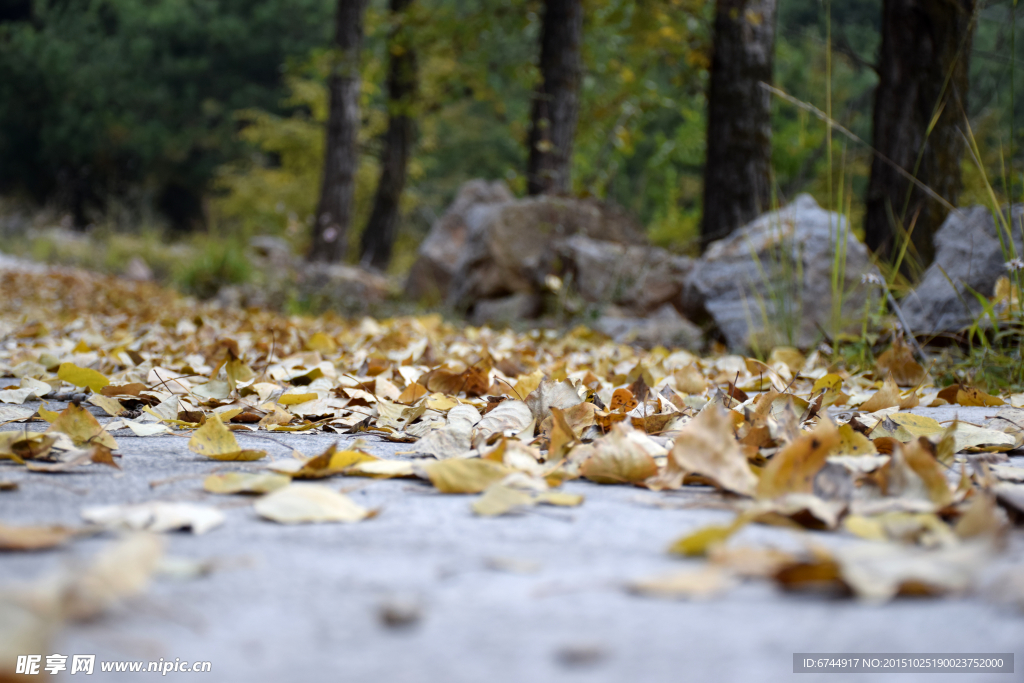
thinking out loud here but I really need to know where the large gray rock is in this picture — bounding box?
[682,194,880,350]
[901,205,1023,333]
[555,235,695,315]
[404,180,514,303]
[446,195,646,311]
[593,304,703,350]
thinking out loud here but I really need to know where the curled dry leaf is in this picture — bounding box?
[669,405,757,497]
[756,417,840,500]
[254,483,371,524]
[580,424,659,485]
[82,502,225,535]
[525,380,583,424]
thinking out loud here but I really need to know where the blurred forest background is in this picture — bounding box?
[0,0,1021,289]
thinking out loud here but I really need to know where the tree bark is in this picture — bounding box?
[526,0,583,196]
[864,0,975,271]
[360,0,417,272]
[309,0,365,263]
[700,0,777,247]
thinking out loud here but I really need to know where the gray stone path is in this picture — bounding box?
[2,398,1024,683]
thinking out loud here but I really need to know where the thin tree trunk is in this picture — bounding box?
[526,0,582,196]
[864,0,975,272]
[700,0,777,247]
[360,0,417,272]
[309,0,365,263]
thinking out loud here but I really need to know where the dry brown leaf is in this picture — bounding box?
[0,524,80,551]
[81,502,225,534]
[187,415,265,461]
[669,405,757,496]
[756,417,840,500]
[627,567,735,600]
[203,471,291,495]
[580,424,659,485]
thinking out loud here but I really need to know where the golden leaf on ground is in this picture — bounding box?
[87,394,125,417]
[423,458,511,493]
[288,444,378,478]
[627,566,735,600]
[0,523,79,551]
[471,484,584,516]
[0,431,56,462]
[344,459,416,478]
[254,483,371,523]
[580,424,659,484]
[57,362,109,393]
[397,382,428,405]
[187,415,265,461]
[859,374,902,412]
[278,392,318,405]
[833,424,878,456]
[203,471,291,495]
[888,439,954,508]
[475,400,534,442]
[669,405,757,496]
[870,412,944,442]
[756,417,840,500]
[82,502,225,534]
[525,380,583,423]
[668,518,747,557]
[48,403,118,449]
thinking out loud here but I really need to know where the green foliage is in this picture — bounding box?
[0,0,333,226]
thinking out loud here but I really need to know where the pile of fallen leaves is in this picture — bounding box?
[2,265,1024,611]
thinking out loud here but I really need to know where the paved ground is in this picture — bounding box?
[2,394,1024,683]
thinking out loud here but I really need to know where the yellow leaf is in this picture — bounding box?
[834,424,878,456]
[306,332,337,354]
[254,484,370,524]
[668,519,745,557]
[57,362,109,393]
[203,472,291,495]
[187,416,264,460]
[87,394,125,417]
[424,459,510,493]
[859,374,901,412]
[278,392,318,406]
[756,418,839,500]
[49,403,118,449]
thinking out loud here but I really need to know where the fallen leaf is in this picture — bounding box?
[82,502,225,534]
[57,362,109,393]
[756,418,840,500]
[627,566,735,600]
[669,405,757,496]
[187,415,265,461]
[48,403,118,449]
[0,524,80,551]
[423,458,510,493]
[203,472,291,495]
[253,483,371,523]
[580,424,659,485]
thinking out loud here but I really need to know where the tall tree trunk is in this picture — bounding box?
[360,0,417,272]
[309,0,365,263]
[700,0,777,247]
[864,0,975,272]
[526,0,582,196]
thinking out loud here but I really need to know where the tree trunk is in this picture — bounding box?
[700,0,777,247]
[309,0,365,263]
[360,0,417,272]
[526,0,583,196]
[864,0,975,272]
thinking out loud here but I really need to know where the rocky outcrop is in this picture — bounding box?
[404,180,514,303]
[901,205,1023,334]
[681,194,881,350]
[555,235,695,315]
[438,190,646,310]
[593,304,703,350]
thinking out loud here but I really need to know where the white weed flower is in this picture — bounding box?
[860,273,884,286]
[1005,258,1024,273]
